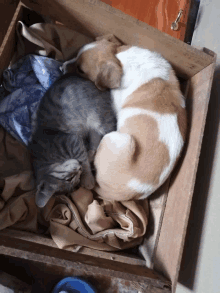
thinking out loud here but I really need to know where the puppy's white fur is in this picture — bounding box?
[112,47,171,113]
[75,41,187,201]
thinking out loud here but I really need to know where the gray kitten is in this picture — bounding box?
[29,73,116,208]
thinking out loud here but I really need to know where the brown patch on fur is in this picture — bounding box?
[123,78,180,114]
[94,114,170,201]
[120,115,170,186]
[94,133,138,201]
[123,77,187,140]
[76,39,123,90]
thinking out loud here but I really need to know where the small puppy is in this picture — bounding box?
[62,35,187,201]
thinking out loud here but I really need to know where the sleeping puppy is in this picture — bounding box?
[62,35,187,201]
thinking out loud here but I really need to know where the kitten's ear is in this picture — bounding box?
[35,180,55,208]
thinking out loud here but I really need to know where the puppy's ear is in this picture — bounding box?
[95,59,123,91]
[96,34,123,46]
[35,180,55,208]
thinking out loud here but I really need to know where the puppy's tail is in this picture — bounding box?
[93,131,138,201]
[95,131,136,163]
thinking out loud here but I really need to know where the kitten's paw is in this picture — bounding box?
[81,173,95,190]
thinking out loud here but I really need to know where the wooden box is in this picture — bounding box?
[0,1,216,292]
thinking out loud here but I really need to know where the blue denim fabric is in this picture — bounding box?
[0,54,63,145]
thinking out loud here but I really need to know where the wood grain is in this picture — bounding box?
[0,228,146,266]
[154,58,217,293]
[0,270,32,293]
[0,255,171,293]
[0,235,171,291]
[22,0,212,79]
[0,1,23,78]
[139,179,170,268]
[101,0,191,41]
[0,0,19,46]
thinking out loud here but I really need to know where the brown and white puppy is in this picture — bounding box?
[62,35,187,201]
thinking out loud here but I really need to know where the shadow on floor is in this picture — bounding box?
[178,65,220,290]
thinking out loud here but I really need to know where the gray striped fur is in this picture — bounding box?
[29,74,116,207]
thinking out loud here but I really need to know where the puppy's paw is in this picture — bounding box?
[81,173,95,190]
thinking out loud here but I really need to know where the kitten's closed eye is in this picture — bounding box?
[35,160,82,208]
[51,159,95,190]
[66,168,82,182]
[50,159,82,181]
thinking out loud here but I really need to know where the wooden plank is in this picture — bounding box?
[100,0,191,41]
[0,235,171,291]
[154,57,216,293]
[0,228,146,266]
[0,2,23,77]
[0,270,32,293]
[0,0,19,46]
[139,179,170,268]
[0,2,45,77]
[22,0,213,79]
[0,255,171,293]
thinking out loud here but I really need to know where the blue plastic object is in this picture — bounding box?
[52,277,96,293]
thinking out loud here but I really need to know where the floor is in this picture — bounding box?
[177,0,220,292]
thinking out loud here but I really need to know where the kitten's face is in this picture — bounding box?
[35,159,82,208]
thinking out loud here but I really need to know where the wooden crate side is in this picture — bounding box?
[0,270,31,293]
[154,59,216,293]
[139,178,170,268]
[140,76,191,268]
[0,255,171,293]
[0,2,24,77]
[0,235,171,291]
[0,228,146,266]
[22,0,213,79]
[0,0,19,46]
